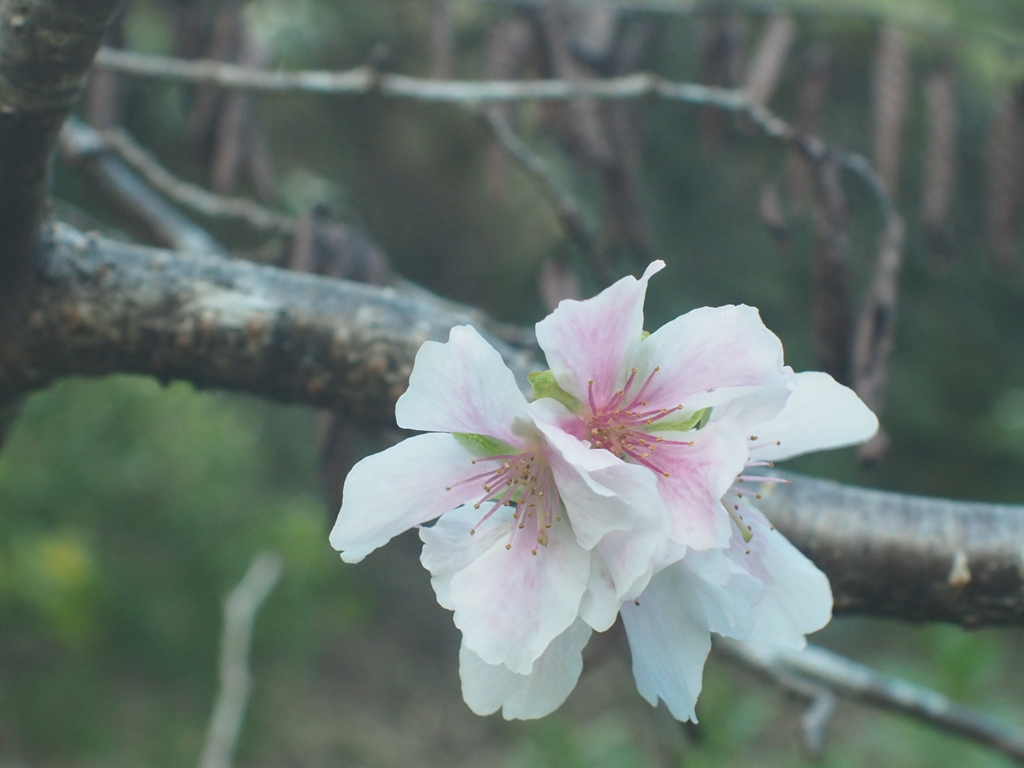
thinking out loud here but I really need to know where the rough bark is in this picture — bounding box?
[0,0,121,326]
[0,224,533,418]
[760,472,1024,627]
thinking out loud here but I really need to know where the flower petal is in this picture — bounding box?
[530,397,668,552]
[395,324,529,446]
[725,501,832,649]
[536,261,664,405]
[632,305,787,413]
[330,433,479,563]
[676,548,762,640]
[459,618,592,720]
[421,504,591,674]
[653,420,749,551]
[620,565,712,722]
[748,371,879,462]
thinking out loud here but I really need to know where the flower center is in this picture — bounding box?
[446,452,562,555]
[586,367,693,477]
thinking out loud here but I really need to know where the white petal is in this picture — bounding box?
[632,305,788,413]
[676,548,762,640]
[536,261,664,405]
[422,504,591,674]
[748,371,878,462]
[459,619,593,720]
[577,551,620,632]
[330,433,479,563]
[620,565,712,722]
[395,325,529,446]
[725,501,832,649]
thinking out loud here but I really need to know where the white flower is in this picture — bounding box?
[330,324,668,717]
[330,262,878,723]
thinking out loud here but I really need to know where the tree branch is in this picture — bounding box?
[759,472,1024,627]
[58,116,225,254]
[0,223,1021,626]
[0,223,534,418]
[92,48,902,279]
[0,0,121,326]
[199,553,283,768]
[720,639,1024,765]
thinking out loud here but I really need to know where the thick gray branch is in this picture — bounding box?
[0,0,121,325]
[759,473,1024,627]
[0,223,533,417]
[0,225,1022,626]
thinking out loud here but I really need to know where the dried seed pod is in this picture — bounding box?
[787,43,831,206]
[920,66,958,259]
[744,14,796,106]
[483,17,537,200]
[986,86,1024,266]
[872,27,911,197]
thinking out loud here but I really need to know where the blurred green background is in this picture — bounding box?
[5,0,1024,765]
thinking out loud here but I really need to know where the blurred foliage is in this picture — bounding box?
[7,0,1024,765]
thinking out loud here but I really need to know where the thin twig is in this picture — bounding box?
[481,111,602,267]
[58,118,225,254]
[199,553,283,768]
[93,48,902,250]
[62,117,295,236]
[720,639,1024,765]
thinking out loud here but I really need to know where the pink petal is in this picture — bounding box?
[633,305,787,413]
[748,371,879,462]
[329,433,481,563]
[536,261,664,406]
[530,398,668,551]
[459,619,592,719]
[724,501,832,648]
[395,325,529,446]
[653,420,750,551]
[420,504,591,674]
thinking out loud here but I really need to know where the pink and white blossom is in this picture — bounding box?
[534,260,792,554]
[622,368,877,721]
[331,261,877,723]
[330,324,668,695]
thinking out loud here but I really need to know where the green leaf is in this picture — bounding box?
[453,432,517,458]
[528,370,583,412]
[647,407,712,433]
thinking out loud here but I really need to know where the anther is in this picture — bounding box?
[469,529,476,535]
[505,543,512,550]
[634,599,641,606]
[445,486,451,491]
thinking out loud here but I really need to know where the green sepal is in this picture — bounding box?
[528,370,583,412]
[453,432,516,458]
[647,407,712,433]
